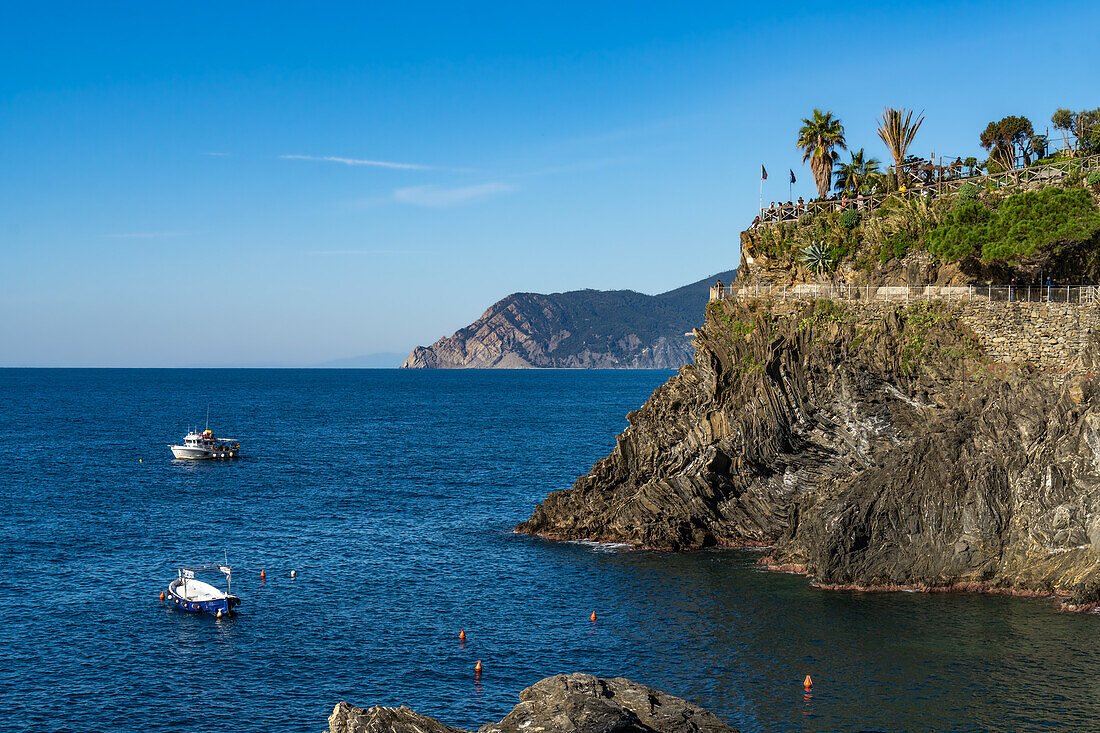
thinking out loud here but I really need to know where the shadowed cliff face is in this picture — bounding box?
[518,298,1100,605]
[401,271,736,369]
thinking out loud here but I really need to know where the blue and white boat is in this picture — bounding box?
[165,564,241,617]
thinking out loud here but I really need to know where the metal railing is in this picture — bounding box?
[710,283,1100,305]
[755,152,1100,226]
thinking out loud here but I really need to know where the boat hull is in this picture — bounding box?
[166,580,240,617]
[169,445,239,459]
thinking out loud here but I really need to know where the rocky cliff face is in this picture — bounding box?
[518,297,1100,608]
[326,674,738,733]
[402,272,735,369]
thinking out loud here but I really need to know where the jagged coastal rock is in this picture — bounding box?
[326,673,739,733]
[518,295,1100,608]
[402,271,736,369]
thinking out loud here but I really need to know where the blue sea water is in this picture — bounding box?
[1,368,1099,733]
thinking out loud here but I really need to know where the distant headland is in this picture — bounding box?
[401,270,736,369]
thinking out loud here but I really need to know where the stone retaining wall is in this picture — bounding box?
[955,301,1099,369]
[736,296,1100,372]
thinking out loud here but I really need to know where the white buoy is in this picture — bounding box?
[290,570,296,578]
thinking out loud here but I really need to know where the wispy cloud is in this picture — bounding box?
[281,154,431,170]
[100,232,187,239]
[393,182,515,207]
[203,152,234,157]
[510,155,633,179]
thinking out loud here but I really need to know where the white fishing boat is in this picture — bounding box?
[164,564,241,617]
[169,428,240,459]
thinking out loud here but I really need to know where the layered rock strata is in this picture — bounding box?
[402,271,735,369]
[326,673,738,733]
[518,297,1100,607]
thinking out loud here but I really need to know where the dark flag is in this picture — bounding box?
[790,169,796,184]
[761,165,768,181]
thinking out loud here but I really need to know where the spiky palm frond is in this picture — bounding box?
[877,108,924,190]
[797,109,847,199]
[834,148,882,194]
[881,195,948,240]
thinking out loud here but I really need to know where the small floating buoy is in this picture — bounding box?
[216,609,223,618]
[290,570,296,578]
[159,592,165,601]
[590,611,597,622]
[260,569,265,580]
[459,629,466,641]
[474,660,482,674]
[139,459,143,463]
[803,675,813,690]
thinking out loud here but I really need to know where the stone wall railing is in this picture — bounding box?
[710,283,1100,305]
[706,283,1100,373]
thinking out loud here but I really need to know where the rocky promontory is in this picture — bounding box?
[402,271,735,369]
[517,174,1100,607]
[518,294,1100,607]
[326,673,739,733]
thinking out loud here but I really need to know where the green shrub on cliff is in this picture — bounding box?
[879,234,912,263]
[751,209,860,273]
[957,182,978,201]
[924,201,991,260]
[861,194,946,258]
[838,209,861,229]
[926,187,1100,264]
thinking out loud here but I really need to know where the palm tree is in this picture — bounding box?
[877,107,924,191]
[797,110,846,199]
[833,148,882,195]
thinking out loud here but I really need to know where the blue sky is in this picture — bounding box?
[3,1,1098,366]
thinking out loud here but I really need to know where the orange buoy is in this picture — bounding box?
[590,611,597,622]
[803,675,813,690]
[260,569,266,580]
[474,660,482,674]
[159,592,165,601]
[459,629,466,641]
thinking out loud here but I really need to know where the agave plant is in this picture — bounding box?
[799,240,830,276]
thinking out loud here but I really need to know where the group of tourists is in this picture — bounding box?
[752,156,980,229]
[752,193,869,228]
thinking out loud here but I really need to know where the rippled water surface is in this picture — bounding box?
[2,368,1099,733]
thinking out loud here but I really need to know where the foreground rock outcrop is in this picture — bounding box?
[518,296,1100,607]
[326,673,738,733]
[401,271,735,369]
